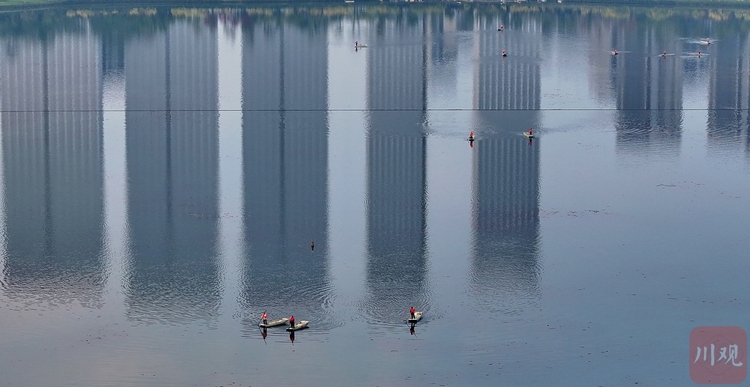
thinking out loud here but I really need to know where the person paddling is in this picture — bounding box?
[410,306,416,320]
[289,315,295,329]
[261,311,268,326]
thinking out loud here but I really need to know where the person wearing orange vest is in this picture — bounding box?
[410,306,415,319]
[289,315,295,329]
[261,311,268,325]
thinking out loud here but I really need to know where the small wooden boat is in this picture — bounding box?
[259,317,289,328]
[408,311,423,324]
[286,320,310,331]
[523,131,534,138]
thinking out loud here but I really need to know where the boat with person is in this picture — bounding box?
[286,320,310,331]
[259,317,289,328]
[408,311,423,324]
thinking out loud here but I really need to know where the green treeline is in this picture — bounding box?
[2,2,750,39]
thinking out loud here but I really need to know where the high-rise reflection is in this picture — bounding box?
[0,31,105,308]
[470,16,541,314]
[362,13,430,325]
[123,19,220,325]
[613,22,683,157]
[240,17,333,332]
[707,33,750,151]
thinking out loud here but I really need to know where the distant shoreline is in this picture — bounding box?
[1,0,749,13]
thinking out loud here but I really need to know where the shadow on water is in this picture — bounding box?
[353,9,435,329]
[1,24,106,310]
[121,17,222,326]
[465,13,544,316]
[238,19,338,338]
[469,112,542,316]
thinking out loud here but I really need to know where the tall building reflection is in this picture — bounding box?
[707,33,750,151]
[123,19,220,325]
[240,18,332,330]
[0,31,105,308]
[612,23,683,157]
[362,13,430,324]
[426,10,458,97]
[470,16,541,314]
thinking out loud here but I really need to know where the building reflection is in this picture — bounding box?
[362,13,430,325]
[470,16,541,314]
[0,31,105,308]
[123,19,220,325]
[426,9,459,95]
[240,18,332,332]
[707,33,750,151]
[612,23,683,157]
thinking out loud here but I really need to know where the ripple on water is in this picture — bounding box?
[467,229,542,316]
[1,251,107,311]
[237,245,340,339]
[355,249,437,330]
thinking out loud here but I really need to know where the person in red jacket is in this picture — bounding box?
[289,315,295,329]
[261,311,268,325]
[410,306,416,319]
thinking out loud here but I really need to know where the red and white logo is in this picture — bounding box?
[690,326,747,384]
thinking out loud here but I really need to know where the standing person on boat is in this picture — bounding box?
[410,306,416,320]
[261,311,268,326]
[529,128,533,136]
[289,315,295,329]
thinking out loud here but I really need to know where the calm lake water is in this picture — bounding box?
[1,4,749,386]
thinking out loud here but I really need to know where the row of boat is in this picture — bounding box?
[258,311,425,331]
[468,130,534,142]
[259,317,309,331]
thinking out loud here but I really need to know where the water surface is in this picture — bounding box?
[0,5,749,386]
